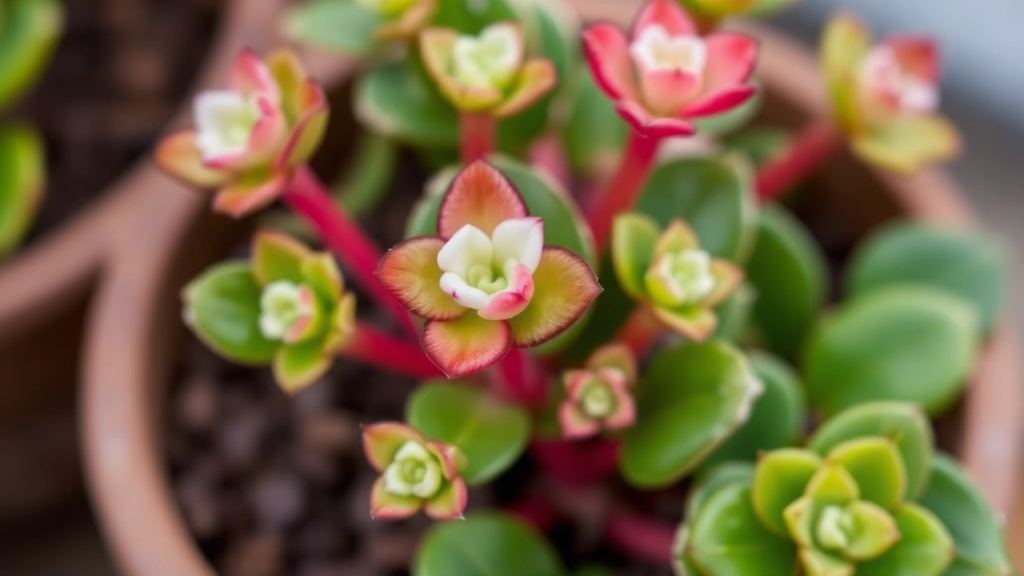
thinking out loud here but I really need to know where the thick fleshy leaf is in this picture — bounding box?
[723,126,791,167]
[805,463,860,505]
[378,236,465,320]
[0,0,63,109]
[493,59,558,118]
[363,422,426,472]
[300,252,344,301]
[844,501,901,560]
[370,476,423,519]
[438,161,527,238]
[686,484,798,575]
[621,340,763,487]
[686,461,755,520]
[856,504,955,576]
[424,478,468,520]
[274,340,331,393]
[212,172,289,218]
[752,449,823,535]
[703,259,743,307]
[692,83,764,137]
[827,437,906,511]
[251,230,310,285]
[266,49,306,122]
[919,454,1013,576]
[803,286,980,416]
[799,548,855,576]
[420,28,504,111]
[746,205,828,358]
[702,352,806,469]
[588,343,637,385]
[276,84,329,169]
[0,123,45,257]
[507,247,601,347]
[611,213,661,300]
[154,130,228,189]
[408,383,530,485]
[354,62,459,148]
[564,71,629,176]
[414,512,565,576]
[650,304,717,341]
[377,0,438,39]
[853,115,960,174]
[821,13,871,132]
[182,262,278,364]
[808,402,934,501]
[847,222,1004,334]
[422,314,512,377]
[285,0,382,56]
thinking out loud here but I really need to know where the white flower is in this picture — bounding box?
[630,24,707,76]
[860,46,938,114]
[437,217,543,321]
[383,441,443,498]
[193,91,260,162]
[259,281,316,342]
[645,248,717,308]
[452,23,523,90]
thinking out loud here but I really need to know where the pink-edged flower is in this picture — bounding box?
[420,22,557,118]
[559,344,638,440]
[355,0,437,40]
[377,161,602,378]
[583,0,759,138]
[822,14,959,173]
[155,49,329,217]
[362,423,467,520]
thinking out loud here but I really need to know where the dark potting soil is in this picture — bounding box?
[16,0,219,245]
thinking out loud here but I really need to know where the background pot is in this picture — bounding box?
[81,3,1022,575]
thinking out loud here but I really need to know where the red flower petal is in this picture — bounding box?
[638,68,702,116]
[582,23,639,102]
[616,101,696,138]
[422,314,512,378]
[370,477,423,519]
[559,403,601,440]
[425,478,468,520]
[701,33,759,95]
[230,49,280,100]
[438,161,527,238]
[362,422,427,472]
[212,172,289,218]
[633,0,697,41]
[885,36,940,84]
[681,85,757,119]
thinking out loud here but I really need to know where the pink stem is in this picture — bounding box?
[604,511,676,565]
[530,439,621,486]
[757,119,845,202]
[494,348,548,411]
[528,134,572,191]
[341,323,442,380]
[283,166,416,337]
[461,111,497,164]
[588,131,662,254]
[617,305,663,358]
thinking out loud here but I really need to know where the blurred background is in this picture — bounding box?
[0,0,1021,574]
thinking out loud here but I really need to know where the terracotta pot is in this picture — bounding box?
[81,4,1022,575]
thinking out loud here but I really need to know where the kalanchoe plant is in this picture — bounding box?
[613,214,743,341]
[363,422,468,520]
[559,343,638,439]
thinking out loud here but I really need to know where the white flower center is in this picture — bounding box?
[437,218,543,321]
[193,90,260,161]
[452,24,522,90]
[580,380,616,419]
[383,441,443,498]
[630,25,707,75]
[259,281,315,342]
[354,0,418,17]
[860,46,938,114]
[817,505,854,552]
[646,249,717,308]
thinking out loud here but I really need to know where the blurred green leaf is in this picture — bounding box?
[621,340,763,488]
[847,222,1005,334]
[803,286,979,416]
[414,512,565,576]
[856,504,954,576]
[407,383,530,485]
[723,126,792,167]
[284,0,381,56]
[0,0,63,109]
[563,72,627,177]
[0,123,45,256]
[355,62,459,148]
[433,0,517,33]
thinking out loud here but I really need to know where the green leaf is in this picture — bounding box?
[702,351,806,469]
[712,283,755,342]
[746,205,828,358]
[752,449,822,535]
[688,462,756,521]
[803,286,980,416]
[182,262,279,365]
[919,454,1013,576]
[857,503,955,576]
[433,0,517,33]
[611,212,660,300]
[723,126,792,168]
[414,512,565,576]
[808,402,934,501]
[0,123,45,257]
[686,484,798,575]
[692,85,763,136]
[621,340,763,488]
[847,222,1005,334]
[0,0,63,109]
[564,71,627,176]
[407,383,530,485]
[355,62,459,148]
[827,437,906,510]
[284,0,382,56]
[636,154,758,263]
[338,130,400,216]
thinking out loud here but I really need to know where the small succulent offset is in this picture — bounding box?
[420,22,557,118]
[182,231,355,392]
[156,49,328,217]
[821,13,958,173]
[613,214,743,341]
[378,161,601,377]
[583,0,759,138]
[560,344,638,440]
[363,423,468,520]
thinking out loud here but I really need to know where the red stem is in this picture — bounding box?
[617,305,663,359]
[341,323,442,380]
[283,166,416,337]
[461,111,496,163]
[494,348,547,411]
[588,132,662,254]
[756,119,845,202]
[604,511,677,566]
[530,439,621,486]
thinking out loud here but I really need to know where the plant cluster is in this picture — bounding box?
[156,0,1011,573]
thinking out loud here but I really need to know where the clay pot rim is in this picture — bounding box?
[81,4,1021,576]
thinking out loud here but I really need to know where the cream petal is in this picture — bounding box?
[439,272,490,310]
[193,90,255,161]
[491,217,543,272]
[437,224,492,276]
